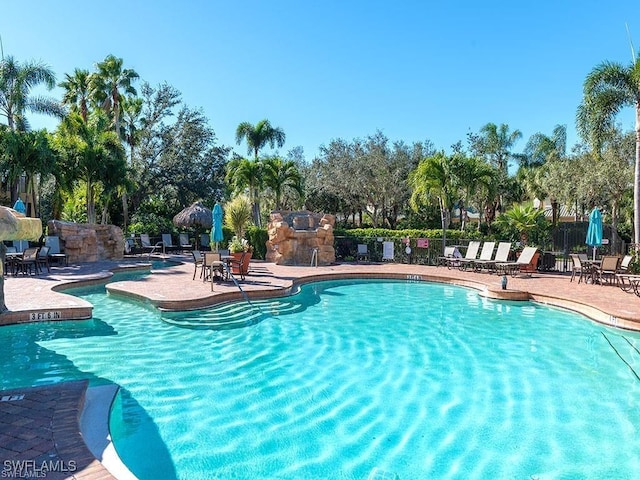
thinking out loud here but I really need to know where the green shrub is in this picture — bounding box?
[246,226,268,260]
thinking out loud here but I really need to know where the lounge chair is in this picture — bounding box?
[455,241,481,271]
[382,241,395,261]
[179,233,193,253]
[356,244,370,262]
[45,236,68,266]
[619,255,633,272]
[161,234,180,253]
[140,234,159,255]
[467,241,495,271]
[438,246,459,268]
[495,246,538,277]
[473,241,511,272]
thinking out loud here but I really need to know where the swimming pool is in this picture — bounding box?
[2,279,640,479]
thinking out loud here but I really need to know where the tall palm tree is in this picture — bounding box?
[235,119,286,160]
[89,54,139,135]
[118,95,143,231]
[0,55,63,203]
[59,68,91,122]
[577,55,640,245]
[0,55,62,131]
[409,152,458,251]
[475,122,522,174]
[262,156,304,209]
[226,157,264,226]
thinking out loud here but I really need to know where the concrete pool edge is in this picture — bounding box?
[80,384,137,480]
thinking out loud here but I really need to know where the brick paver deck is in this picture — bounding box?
[1,254,639,479]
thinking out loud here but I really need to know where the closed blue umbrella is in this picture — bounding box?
[586,207,603,260]
[12,198,26,214]
[211,203,224,250]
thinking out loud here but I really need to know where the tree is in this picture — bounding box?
[235,119,286,160]
[226,156,263,225]
[89,54,139,135]
[0,55,62,132]
[0,130,54,218]
[577,54,640,245]
[409,152,458,251]
[59,69,91,122]
[52,112,126,224]
[494,203,548,245]
[470,122,522,174]
[261,156,303,210]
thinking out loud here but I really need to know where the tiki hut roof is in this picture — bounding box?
[173,201,213,229]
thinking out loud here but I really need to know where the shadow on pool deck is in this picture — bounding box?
[1,254,640,478]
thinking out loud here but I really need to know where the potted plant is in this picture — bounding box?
[228,236,252,275]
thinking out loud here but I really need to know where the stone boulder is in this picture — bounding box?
[266,210,335,265]
[47,221,124,263]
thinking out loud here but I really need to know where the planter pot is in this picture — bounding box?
[230,251,252,275]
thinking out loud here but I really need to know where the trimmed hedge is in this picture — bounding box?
[334,227,484,241]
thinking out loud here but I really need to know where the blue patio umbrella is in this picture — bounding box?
[12,198,26,214]
[211,203,224,250]
[586,207,603,260]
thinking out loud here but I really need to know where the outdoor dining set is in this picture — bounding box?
[2,237,68,277]
[569,253,640,296]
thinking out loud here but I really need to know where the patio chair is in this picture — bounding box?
[474,241,511,273]
[14,247,39,276]
[203,251,225,282]
[200,233,211,250]
[455,241,481,271]
[592,255,621,286]
[192,250,204,280]
[36,245,51,273]
[495,246,538,277]
[569,254,592,284]
[225,251,248,282]
[356,244,370,262]
[13,240,29,253]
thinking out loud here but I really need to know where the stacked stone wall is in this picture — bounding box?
[266,210,335,265]
[47,221,124,263]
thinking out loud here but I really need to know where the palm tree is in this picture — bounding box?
[577,55,640,245]
[262,156,304,209]
[59,69,91,122]
[89,54,139,135]
[0,55,62,131]
[494,203,547,245]
[226,157,264,226]
[474,122,523,174]
[118,95,143,231]
[235,119,286,160]
[409,152,458,251]
[0,55,62,203]
[52,112,126,224]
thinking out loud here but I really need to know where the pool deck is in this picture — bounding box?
[1,255,639,479]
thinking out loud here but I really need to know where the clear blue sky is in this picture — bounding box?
[2,1,639,161]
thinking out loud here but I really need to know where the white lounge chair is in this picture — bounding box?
[496,246,538,277]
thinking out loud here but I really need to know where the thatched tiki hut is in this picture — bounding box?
[173,201,213,249]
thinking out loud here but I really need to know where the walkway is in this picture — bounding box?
[1,255,639,479]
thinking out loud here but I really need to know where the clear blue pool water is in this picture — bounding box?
[2,279,640,479]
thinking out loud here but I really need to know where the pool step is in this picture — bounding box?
[161,299,304,330]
